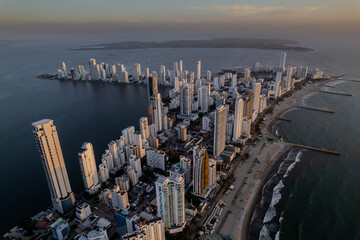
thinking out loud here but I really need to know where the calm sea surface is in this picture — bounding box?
[0,37,359,238]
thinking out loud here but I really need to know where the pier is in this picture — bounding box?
[323,85,335,88]
[274,117,292,122]
[284,142,341,155]
[319,90,353,96]
[337,78,360,82]
[297,105,335,113]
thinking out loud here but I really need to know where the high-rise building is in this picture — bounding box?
[32,119,75,214]
[111,186,130,210]
[78,143,100,194]
[133,63,141,80]
[244,68,251,81]
[178,124,187,141]
[179,60,183,79]
[76,202,92,221]
[127,166,139,186]
[193,145,209,196]
[196,60,201,80]
[252,82,261,122]
[147,76,158,105]
[280,52,287,70]
[122,218,165,240]
[146,148,166,170]
[108,140,121,168]
[133,132,144,158]
[99,162,109,183]
[208,159,217,187]
[160,65,166,84]
[233,98,244,142]
[139,117,149,140]
[200,85,209,112]
[61,62,67,75]
[180,156,191,185]
[102,150,114,174]
[155,176,185,230]
[129,154,142,178]
[122,126,135,145]
[202,116,210,132]
[286,66,294,91]
[151,93,163,132]
[207,70,211,81]
[213,105,229,157]
[275,71,283,98]
[116,176,130,191]
[180,84,192,116]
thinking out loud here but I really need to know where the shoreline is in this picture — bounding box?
[239,78,336,240]
[215,78,337,240]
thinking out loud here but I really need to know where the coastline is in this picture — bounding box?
[215,78,336,240]
[240,78,336,240]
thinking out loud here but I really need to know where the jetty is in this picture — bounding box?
[297,106,335,113]
[284,142,341,155]
[323,85,335,88]
[274,117,292,122]
[319,90,353,96]
[337,78,360,82]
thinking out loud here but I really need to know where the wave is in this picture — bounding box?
[263,180,284,223]
[299,92,317,106]
[259,225,273,240]
[279,108,298,118]
[251,148,305,240]
[284,150,303,178]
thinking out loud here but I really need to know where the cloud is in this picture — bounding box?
[188,4,323,16]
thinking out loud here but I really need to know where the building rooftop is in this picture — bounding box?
[32,119,53,127]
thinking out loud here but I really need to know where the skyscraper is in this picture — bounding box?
[233,98,244,142]
[151,93,163,132]
[139,117,149,139]
[200,85,209,112]
[280,52,286,70]
[286,66,294,91]
[213,105,229,157]
[196,60,201,80]
[193,145,209,196]
[252,82,261,122]
[32,119,75,214]
[147,76,158,105]
[159,65,166,84]
[78,142,100,194]
[102,149,114,174]
[180,83,191,116]
[208,158,217,187]
[155,176,185,230]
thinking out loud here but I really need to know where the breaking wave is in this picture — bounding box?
[250,149,305,240]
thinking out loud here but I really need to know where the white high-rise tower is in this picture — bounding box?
[32,119,75,214]
[196,60,201,81]
[155,176,185,230]
[280,52,286,70]
[233,98,244,142]
[180,83,192,116]
[79,142,100,194]
[213,105,228,157]
[151,93,163,132]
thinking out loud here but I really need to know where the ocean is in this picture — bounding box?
[0,36,359,238]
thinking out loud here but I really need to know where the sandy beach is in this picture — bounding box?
[215,78,335,240]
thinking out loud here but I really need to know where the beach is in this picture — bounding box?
[215,78,335,240]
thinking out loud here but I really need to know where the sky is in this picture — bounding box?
[1,0,360,39]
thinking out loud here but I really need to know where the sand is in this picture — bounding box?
[215,78,336,240]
